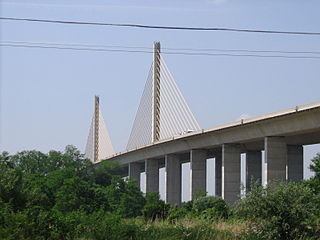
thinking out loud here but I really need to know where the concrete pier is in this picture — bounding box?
[246,151,262,191]
[109,103,320,207]
[165,154,181,205]
[287,145,303,182]
[129,162,142,187]
[145,159,159,193]
[264,137,287,183]
[190,149,207,199]
[215,153,222,196]
[222,144,241,205]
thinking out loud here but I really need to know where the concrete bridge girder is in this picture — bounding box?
[113,104,320,205]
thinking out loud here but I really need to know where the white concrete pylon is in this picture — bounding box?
[85,96,114,163]
[127,43,201,150]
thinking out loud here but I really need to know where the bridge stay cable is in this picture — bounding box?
[127,42,201,150]
[160,58,199,131]
[85,96,115,162]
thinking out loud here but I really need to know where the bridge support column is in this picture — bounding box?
[264,137,287,184]
[246,151,262,192]
[222,144,241,205]
[145,159,159,193]
[215,153,222,197]
[129,162,142,187]
[190,149,207,199]
[287,145,303,182]
[165,154,181,206]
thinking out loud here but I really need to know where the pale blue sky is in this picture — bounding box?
[1,1,320,197]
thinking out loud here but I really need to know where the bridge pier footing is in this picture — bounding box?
[165,154,181,206]
[222,144,241,205]
[287,145,303,182]
[190,149,207,199]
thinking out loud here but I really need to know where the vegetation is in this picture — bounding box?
[0,146,319,240]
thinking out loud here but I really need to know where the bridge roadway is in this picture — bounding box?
[106,102,320,205]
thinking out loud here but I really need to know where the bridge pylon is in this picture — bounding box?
[127,42,201,150]
[85,96,114,163]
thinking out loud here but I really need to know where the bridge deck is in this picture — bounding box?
[107,102,320,165]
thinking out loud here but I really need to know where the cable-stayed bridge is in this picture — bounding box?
[127,42,201,150]
[85,96,114,163]
[85,42,320,205]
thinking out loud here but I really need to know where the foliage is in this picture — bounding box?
[167,207,189,223]
[305,153,320,193]
[235,181,320,239]
[192,189,207,200]
[0,146,146,240]
[193,196,229,219]
[310,153,320,175]
[1,148,320,240]
[180,200,194,211]
[142,192,170,221]
[106,177,146,218]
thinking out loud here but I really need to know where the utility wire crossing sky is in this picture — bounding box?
[1,1,319,188]
[1,17,320,35]
[1,41,320,59]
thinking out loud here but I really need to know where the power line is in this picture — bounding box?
[1,17,320,36]
[0,43,152,54]
[1,43,320,60]
[1,40,152,50]
[164,47,320,55]
[2,40,320,55]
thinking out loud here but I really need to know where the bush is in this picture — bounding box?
[167,207,189,223]
[142,201,170,222]
[180,200,193,211]
[136,220,234,240]
[193,196,229,219]
[77,211,140,240]
[235,181,320,239]
[142,192,170,221]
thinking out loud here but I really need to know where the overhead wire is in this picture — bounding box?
[2,40,320,55]
[1,42,320,60]
[1,17,320,35]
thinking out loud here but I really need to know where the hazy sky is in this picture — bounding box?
[1,0,320,199]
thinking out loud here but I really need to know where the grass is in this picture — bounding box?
[124,217,253,240]
[76,217,254,240]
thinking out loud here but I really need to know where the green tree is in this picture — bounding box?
[305,153,320,193]
[193,196,229,219]
[142,192,170,221]
[0,153,26,211]
[106,176,145,218]
[236,181,320,239]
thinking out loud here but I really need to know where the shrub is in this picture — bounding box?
[193,196,229,219]
[75,211,140,240]
[137,220,234,240]
[142,201,170,222]
[142,192,170,221]
[235,181,320,239]
[180,200,193,211]
[167,207,189,223]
